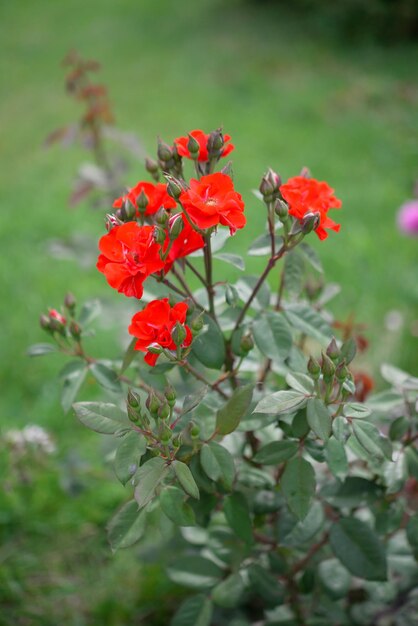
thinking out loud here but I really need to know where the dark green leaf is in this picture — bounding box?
[160,486,196,526]
[214,252,245,271]
[170,594,213,626]
[216,384,254,435]
[107,500,146,551]
[340,338,356,365]
[212,573,245,608]
[60,361,88,413]
[254,390,307,415]
[248,564,284,605]
[285,372,315,395]
[318,559,351,598]
[352,420,392,460]
[192,314,226,370]
[120,337,138,374]
[254,441,298,465]
[324,437,348,479]
[73,402,129,434]
[134,456,168,509]
[306,398,332,441]
[174,460,200,499]
[114,431,146,485]
[284,501,324,546]
[330,517,387,581]
[90,362,122,393]
[281,456,316,520]
[406,516,418,559]
[182,386,208,416]
[27,343,57,357]
[283,250,304,299]
[167,556,224,590]
[284,303,332,344]
[322,477,382,509]
[253,311,292,361]
[224,492,253,544]
[200,442,235,489]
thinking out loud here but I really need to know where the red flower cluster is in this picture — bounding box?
[174,129,234,162]
[280,176,342,240]
[163,214,205,272]
[97,223,164,298]
[180,173,246,234]
[113,181,176,216]
[128,298,192,366]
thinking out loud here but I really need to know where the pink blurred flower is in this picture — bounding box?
[397,200,418,236]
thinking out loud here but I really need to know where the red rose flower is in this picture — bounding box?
[113,181,176,216]
[179,173,246,234]
[280,176,342,240]
[128,298,192,366]
[163,214,205,272]
[174,129,234,162]
[97,222,165,298]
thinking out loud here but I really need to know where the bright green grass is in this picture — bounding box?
[1,0,417,622]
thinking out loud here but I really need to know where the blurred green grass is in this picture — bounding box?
[1,0,418,622]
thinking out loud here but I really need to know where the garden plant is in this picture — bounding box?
[31,122,418,625]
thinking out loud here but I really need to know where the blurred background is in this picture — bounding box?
[1,0,417,623]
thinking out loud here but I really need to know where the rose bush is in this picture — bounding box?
[31,127,418,626]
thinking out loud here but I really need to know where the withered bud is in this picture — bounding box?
[172,321,187,347]
[136,190,149,212]
[187,133,200,158]
[326,337,340,361]
[301,212,320,234]
[321,352,336,383]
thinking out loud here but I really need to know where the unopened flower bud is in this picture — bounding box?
[147,343,163,356]
[207,128,224,157]
[307,356,321,379]
[69,321,81,339]
[146,390,161,417]
[164,174,183,201]
[274,199,289,220]
[159,421,172,444]
[155,207,169,227]
[326,337,340,362]
[157,138,173,163]
[321,352,336,383]
[164,385,176,407]
[172,321,187,347]
[301,212,320,234]
[40,314,51,331]
[172,434,182,449]
[64,292,76,312]
[189,421,200,438]
[127,389,140,409]
[259,173,275,200]
[187,133,200,159]
[266,168,281,192]
[127,405,140,423]
[158,402,171,421]
[105,213,123,231]
[145,156,160,181]
[191,313,204,334]
[136,190,149,212]
[168,213,184,240]
[240,333,254,354]
[153,226,166,245]
[122,198,136,220]
[335,360,348,383]
[225,283,239,307]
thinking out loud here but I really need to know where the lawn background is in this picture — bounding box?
[0,0,417,623]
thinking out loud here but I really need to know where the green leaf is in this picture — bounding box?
[170,594,213,626]
[284,501,324,546]
[200,442,235,489]
[253,311,292,361]
[352,420,392,460]
[107,500,146,551]
[254,441,298,465]
[216,384,254,435]
[171,595,213,626]
[283,250,305,299]
[340,338,356,365]
[27,343,57,357]
[90,362,122,393]
[298,242,323,272]
[324,437,348,479]
[214,252,245,271]
[182,386,208,416]
[174,460,199,499]
[284,303,333,344]
[134,457,169,509]
[281,457,316,520]
[212,573,245,608]
[330,517,387,581]
[160,486,196,526]
[285,372,315,395]
[114,431,146,485]
[343,402,371,419]
[306,398,332,441]
[406,516,418,559]
[224,492,253,544]
[120,337,138,374]
[60,361,88,413]
[192,314,226,370]
[167,556,224,590]
[322,477,382,509]
[73,402,129,434]
[318,559,351,598]
[247,564,284,605]
[254,390,307,415]
[78,299,101,326]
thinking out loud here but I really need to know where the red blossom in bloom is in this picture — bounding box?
[179,173,246,234]
[163,214,205,273]
[280,176,342,240]
[97,222,165,298]
[174,129,234,162]
[113,181,176,216]
[128,298,192,366]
